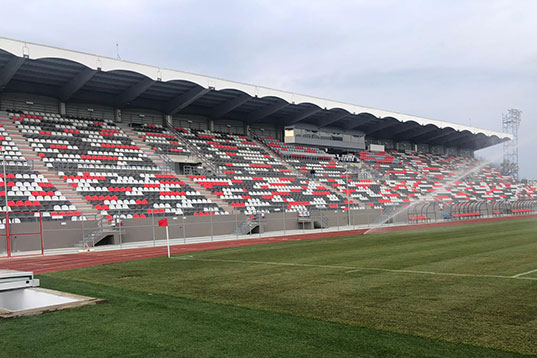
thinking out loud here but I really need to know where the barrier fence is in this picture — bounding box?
[0,199,536,257]
[0,211,43,258]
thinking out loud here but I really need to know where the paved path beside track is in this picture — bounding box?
[0,214,535,274]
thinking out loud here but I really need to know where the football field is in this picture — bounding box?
[2,218,537,357]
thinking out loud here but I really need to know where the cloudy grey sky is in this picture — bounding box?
[1,0,536,178]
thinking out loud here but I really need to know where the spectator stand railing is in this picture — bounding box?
[167,126,223,176]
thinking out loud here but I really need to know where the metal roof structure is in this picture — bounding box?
[0,37,512,150]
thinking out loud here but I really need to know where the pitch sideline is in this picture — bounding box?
[174,256,537,282]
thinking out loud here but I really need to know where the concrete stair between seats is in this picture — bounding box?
[120,124,234,213]
[348,159,409,200]
[254,138,360,207]
[177,174,235,213]
[1,118,101,219]
[120,124,170,168]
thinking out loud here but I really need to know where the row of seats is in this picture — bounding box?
[67,171,224,217]
[5,109,535,220]
[10,111,225,220]
[190,175,347,214]
[261,138,536,208]
[175,129,350,214]
[262,137,327,156]
[0,123,28,167]
[260,137,398,209]
[0,112,80,221]
[178,128,291,176]
[357,149,536,204]
[132,123,191,156]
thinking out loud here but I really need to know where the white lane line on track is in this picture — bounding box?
[512,268,537,278]
[172,257,537,281]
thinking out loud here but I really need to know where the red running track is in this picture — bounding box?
[0,214,535,275]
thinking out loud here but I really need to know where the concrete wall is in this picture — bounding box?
[2,209,382,253]
[4,204,533,255]
[7,220,101,253]
[0,232,6,256]
[18,204,536,254]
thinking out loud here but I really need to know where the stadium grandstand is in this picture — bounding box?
[0,36,535,256]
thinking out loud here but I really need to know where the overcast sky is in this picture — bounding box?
[1,0,536,178]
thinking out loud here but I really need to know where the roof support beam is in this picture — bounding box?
[384,124,420,139]
[58,68,97,101]
[419,130,456,144]
[0,57,25,89]
[318,111,350,128]
[165,86,212,115]
[115,78,154,107]
[286,107,322,125]
[345,116,379,130]
[426,132,466,149]
[248,101,288,123]
[209,93,250,119]
[442,134,476,148]
[363,120,398,137]
[400,125,438,142]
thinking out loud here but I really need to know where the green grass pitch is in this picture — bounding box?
[2,218,537,357]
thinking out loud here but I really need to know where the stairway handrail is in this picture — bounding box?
[167,126,223,176]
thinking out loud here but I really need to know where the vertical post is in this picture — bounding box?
[151,210,156,246]
[115,108,122,122]
[39,212,44,255]
[182,215,186,244]
[59,102,66,116]
[258,211,262,238]
[164,114,173,128]
[165,225,170,258]
[118,216,122,249]
[257,202,261,238]
[5,212,10,258]
[234,210,238,239]
[81,215,85,244]
[282,202,286,236]
[210,212,213,241]
[93,217,97,247]
[319,208,323,233]
[352,206,356,230]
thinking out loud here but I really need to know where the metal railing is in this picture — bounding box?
[234,213,268,235]
[77,217,124,248]
[1,200,535,258]
[158,152,174,166]
[167,126,223,176]
[157,161,174,175]
[345,162,387,181]
[234,219,255,235]
[1,159,34,171]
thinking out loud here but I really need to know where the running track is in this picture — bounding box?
[0,214,535,275]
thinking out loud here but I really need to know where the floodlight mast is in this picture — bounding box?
[502,109,522,180]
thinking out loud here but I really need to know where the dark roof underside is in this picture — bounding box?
[0,50,506,150]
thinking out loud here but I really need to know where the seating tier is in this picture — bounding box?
[9,111,225,219]
[132,123,190,156]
